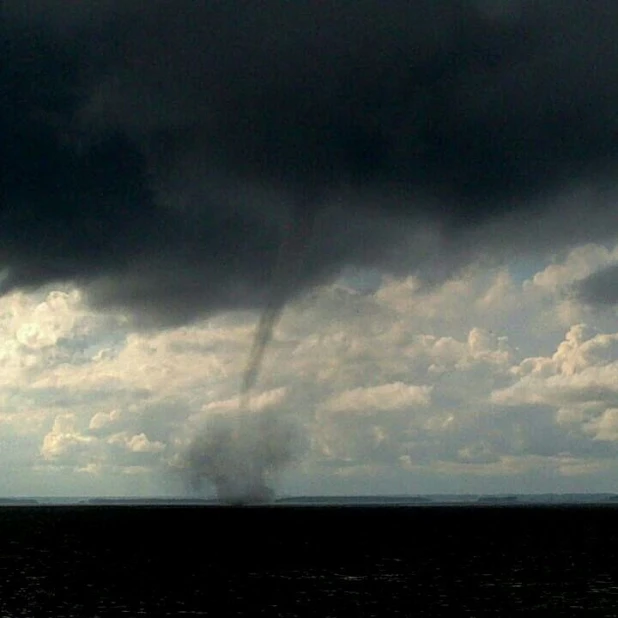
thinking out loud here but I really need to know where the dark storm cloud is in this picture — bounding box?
[576,264,618,307]
[3,0,618,323]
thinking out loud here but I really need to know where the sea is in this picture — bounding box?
[1,498,618,616]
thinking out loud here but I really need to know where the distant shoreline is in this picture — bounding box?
[1,493,618,507]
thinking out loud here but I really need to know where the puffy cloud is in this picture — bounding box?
[494,325,618,408]
[585,409,618,442]
[41,414,96,461]
[89,409,122,431]
[531,244,618,292]
[313,383,432,466]
[323,383,432,414]
[113,433,165,454]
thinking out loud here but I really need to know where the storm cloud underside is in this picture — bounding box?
[3,0,618,326]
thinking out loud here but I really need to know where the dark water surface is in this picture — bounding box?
[1,505,618,616]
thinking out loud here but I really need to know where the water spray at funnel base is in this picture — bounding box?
[182,411,302,505]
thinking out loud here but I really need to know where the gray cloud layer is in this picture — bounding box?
[3,1,618,324]
[576,264,618,307]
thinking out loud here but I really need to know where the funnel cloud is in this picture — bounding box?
[241,206,316,406]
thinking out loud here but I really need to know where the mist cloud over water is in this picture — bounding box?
[180,410,303,504]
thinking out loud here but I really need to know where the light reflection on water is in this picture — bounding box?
[5,570,615,616]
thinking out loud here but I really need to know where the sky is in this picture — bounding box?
[3,245,618,497]
[3,1,618,497]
